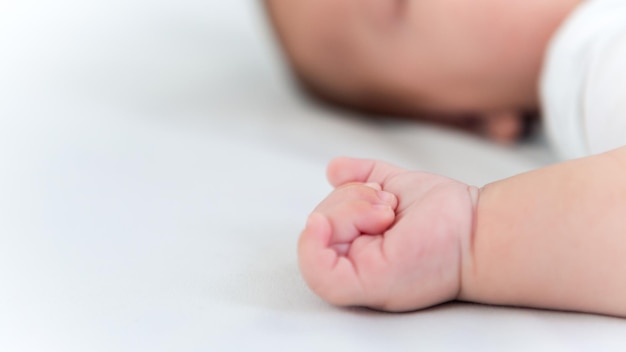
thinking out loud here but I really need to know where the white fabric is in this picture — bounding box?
[541,0,626,159]
[1,1,625,351]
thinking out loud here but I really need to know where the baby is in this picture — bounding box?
[265,0,626,316]
[266,0,577,143]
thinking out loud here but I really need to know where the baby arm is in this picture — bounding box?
[461,146,626,316]
[300,148,626,316]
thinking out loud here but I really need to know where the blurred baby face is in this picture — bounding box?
[267,0,579,118]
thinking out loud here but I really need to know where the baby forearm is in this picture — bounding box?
[460,147,626,316]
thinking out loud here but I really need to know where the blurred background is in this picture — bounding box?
[3,1,622,351]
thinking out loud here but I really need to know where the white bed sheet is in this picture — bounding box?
[0,1,624,351]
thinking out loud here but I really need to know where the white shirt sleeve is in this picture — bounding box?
[541,0,626,160]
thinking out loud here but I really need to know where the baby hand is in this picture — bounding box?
[298,157,477,312]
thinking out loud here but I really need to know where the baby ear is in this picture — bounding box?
[482,111,524,144]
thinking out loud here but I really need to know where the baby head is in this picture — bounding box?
[265,0,581,141]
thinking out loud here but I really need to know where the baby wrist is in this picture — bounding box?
[467,185,480,209]
[457,184,481,301]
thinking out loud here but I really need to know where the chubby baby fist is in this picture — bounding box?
[298,157,477,312]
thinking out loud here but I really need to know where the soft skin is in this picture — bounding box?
[265,0,581,142]
[299,157,476,312]
[461,146,626,316]
[301,150,626,317]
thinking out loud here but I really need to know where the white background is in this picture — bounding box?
[0,1,624,351]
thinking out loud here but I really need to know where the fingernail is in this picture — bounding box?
[377,190,396,204]
[364,182,382,191]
